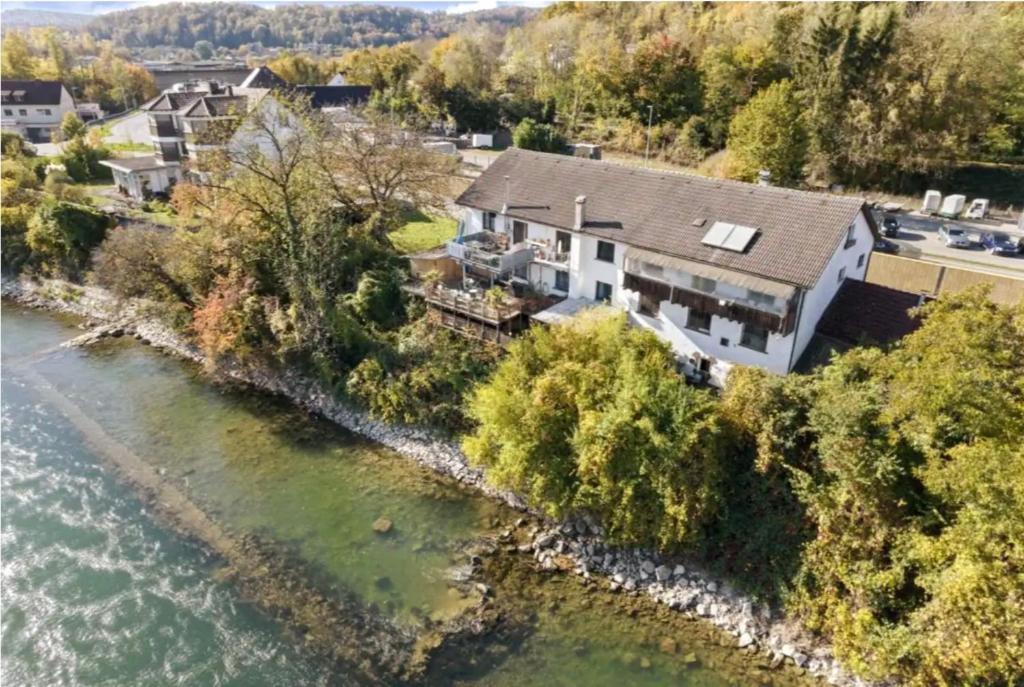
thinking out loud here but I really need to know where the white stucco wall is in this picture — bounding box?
[791,210,874,365]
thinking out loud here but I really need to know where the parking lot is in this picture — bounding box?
[876,211,1024,279]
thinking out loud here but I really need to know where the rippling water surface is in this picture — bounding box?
[2,309,333,686]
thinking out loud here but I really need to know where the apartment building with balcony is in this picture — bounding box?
[102,66,370,200]
[101,83,247,200]
[446,149,878,386]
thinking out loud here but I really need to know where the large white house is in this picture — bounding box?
[1,80,77,143]
[444,149,877,386]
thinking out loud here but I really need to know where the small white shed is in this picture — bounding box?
[939,194,966,218]
[470,133,493,148]
[965,198,989,219]
[922,190,942,213]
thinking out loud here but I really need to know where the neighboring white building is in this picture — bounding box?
[1,80,76,143]
[447,149,878,387]
[100,83,249,200]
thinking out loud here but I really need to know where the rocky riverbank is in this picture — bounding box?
[2,276,872,687]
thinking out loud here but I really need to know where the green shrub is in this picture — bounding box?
[26,200,113,279]
[463,308,727,548]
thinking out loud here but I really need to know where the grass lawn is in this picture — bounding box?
[389,210,458,254]
[106,142,153,154]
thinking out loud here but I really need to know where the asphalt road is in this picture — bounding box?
[104,111,150,144]
[878,211,1024,279]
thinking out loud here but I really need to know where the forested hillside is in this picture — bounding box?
[357,1,1020,191]
[83,2,535,50]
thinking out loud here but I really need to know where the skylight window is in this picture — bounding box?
[701,221,758,253]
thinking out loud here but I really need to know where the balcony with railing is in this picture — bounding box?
[623,271,798,336]
[446,231,535,274]
[405,279,561,343]
[527,238,570,267]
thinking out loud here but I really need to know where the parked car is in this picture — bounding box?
[882,215,900,237]
[874,238,900,254]
[979,232,1018,256]
[938,224,971,248]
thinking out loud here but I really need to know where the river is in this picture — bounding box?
[2,304,805,686]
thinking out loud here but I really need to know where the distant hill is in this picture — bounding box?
[81,2,535,50]
[1,8,93,30]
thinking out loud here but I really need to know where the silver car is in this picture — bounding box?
[938,224,971,248]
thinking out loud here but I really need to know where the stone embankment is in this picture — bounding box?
[3,277,872,687]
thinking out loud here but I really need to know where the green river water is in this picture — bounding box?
[2,304,808,687]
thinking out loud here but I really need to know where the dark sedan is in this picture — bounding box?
[874,238,900,254]
[980,232,1018,256]
[881,215,900,237]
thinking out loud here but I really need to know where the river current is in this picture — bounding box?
[2,304,804,687]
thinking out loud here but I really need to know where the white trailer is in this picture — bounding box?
[470,133,494,148]
[965,198,989,219]
[922,190,942,213]
[939,194,966,218]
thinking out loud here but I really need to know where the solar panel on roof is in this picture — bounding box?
[701,220,758,252]
[721,224,758,252]
[701,221,734,247]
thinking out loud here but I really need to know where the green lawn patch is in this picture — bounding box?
[107,142,153,154]
[388,210,458,254]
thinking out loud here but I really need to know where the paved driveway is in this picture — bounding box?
[880,211,1024,278]
[103,111,149,144]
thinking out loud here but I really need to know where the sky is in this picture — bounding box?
[0,0,547,15]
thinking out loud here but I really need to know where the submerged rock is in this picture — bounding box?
[373,517,394,534]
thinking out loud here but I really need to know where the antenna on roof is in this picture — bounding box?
[501,175,510,214]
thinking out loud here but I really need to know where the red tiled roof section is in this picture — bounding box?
[456,149,870,288]
[817,279,922,345]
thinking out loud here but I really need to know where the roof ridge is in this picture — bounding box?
[504,148,867,207]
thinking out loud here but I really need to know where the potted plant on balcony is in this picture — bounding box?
[484,285,508,316]
[422,269,443,294]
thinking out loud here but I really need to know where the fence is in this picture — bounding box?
[865,253,1024,305]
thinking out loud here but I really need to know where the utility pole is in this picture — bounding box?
[644,105,654,166]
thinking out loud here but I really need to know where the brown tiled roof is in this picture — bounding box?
[817,279,922,345]
[456,149,872,288]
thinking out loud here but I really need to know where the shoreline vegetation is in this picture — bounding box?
[2,278,842,686]
[8,264,1024,687]
[5,288,819,687]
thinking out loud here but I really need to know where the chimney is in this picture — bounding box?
[757,170,772,187]
[574,195,586,230]
[501,175,510,214]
